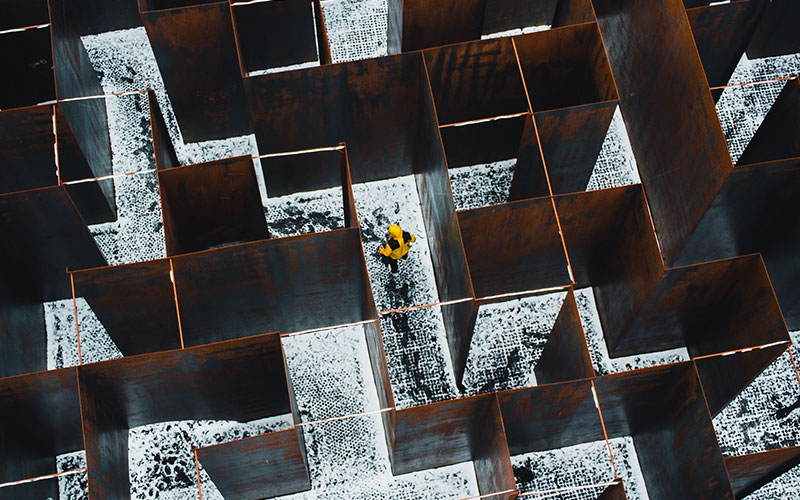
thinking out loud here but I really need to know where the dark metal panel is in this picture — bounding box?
[482,0,557,35]
[552,0,595,27]
[0,474,60,500]
[440,115,526,168]
[0,27,55,109]
[173,228,373,346]
[0,187,106,301]
[141,0,220,9]
[598,483,628,500]
[508,115,550,201]
[140,2,252,142]
[386,0,402,54]
[71,259,182,356]
[473,395,516,499]
[686,1,767,88]
[535,289,595,384]
[147,90,179,170]
[0,105,58,195]
[389,394,499,475]
[738,79,800,166]
[535,100,617,194]
[694,344,786,417]
[364,321,395,410]
[725,446,800,499]
[498,380,604,455]
[399,0,485,52]
[514,23,617,112]
[158,155,268,256]
[594,363,735,500]
[340,146,359,229]
[458,198,571,297]
[47,0,142,36]
[231,0,317,74]
[197,428,311,500]
[0,290,48,379]
[621,255,789,358]
[746,0,800,58]
[313,0,332,65]
[260,149,343,197]
[0,0,50,30]
[592,0,733,265]
[423,37,528,125]
[554,186,664,353]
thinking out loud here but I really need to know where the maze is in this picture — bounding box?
[1,0,800,499]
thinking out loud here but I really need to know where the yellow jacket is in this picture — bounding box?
[379,227,416,260]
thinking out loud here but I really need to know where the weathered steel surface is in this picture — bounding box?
[482,0,557,35]
[594,363,735,500]
[619,255,789,358]
[197,428,311,500]
[686,0,767,89]
[694,344,787,417]
[246,53,422,183]
[260,149,343,197]
[514,23,616,112]
[423,37,528,125]
[140,2,251,142]
[746,0,800,58]
[535,100,617,194]
[458,198,570,297]
[48,0,141,36]
[598,483,628,500]
[1,26,55,109]
[71,259,182,356]
[0,187,106,301]
[555,187,664,354]
[552,0,595,27]
[0,106,58,194]
[473,395,516,500]
[172,228,374,346]
[535,289,595,384]
[725,446,800,499]
[593,0,733,266]
[508,115,550,201]
[365,320,395,410]
[313,0,332,65]
[231,0,318,74]
[147,90,179,170]
[158,155,268,256]
[394,0,485,52]
[738,79,800,166]
[1,0,50,30]
[498,380,604,454]
[440,115,526,169]
[0,282,49,379]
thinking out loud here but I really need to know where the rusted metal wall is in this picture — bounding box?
[535,289,595,385]
[725,446,800,499]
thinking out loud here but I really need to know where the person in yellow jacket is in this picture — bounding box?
[378,224,416,275]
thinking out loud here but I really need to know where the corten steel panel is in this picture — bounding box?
[746,0,800,58]
[140,2,252,142]
[508,115,551,201]
[694,344,787,417]
[598,483,628,500]
[260,150,343,197]
[0,106,58,195]
[231,0,317,74]
[394,0,485,52]
[0,27,55,110]
[439,115,526,168]
[147,90,179,170]
[0,0,50,30]
[725,447,800,499]
[473,396,516,500]
[197,427,311,500]
[0,187,106,301]
[554,187,664,355]
[340,146,360,229]
[674,158,800,328]
[423,37,528,125]
[738,79,800,166]
[535,100,617,194]
[56,105,117,224]
[71,259,182,356]
[246,53,422,184]
[686,1,767,89]
[552,0,596,27]
[592,0,733,266]
[365,321,396,411]
[458,198,570,297]
[514,23,617,112]
[594,363,735,500]
[389,394,511,484]
[48,0,142,36]
[0,475,61,500]
[535,289,595,385]
[173,228,375,346]
[141,0,220,9]
[498,380,605,455]
[158,155,268,256]
[386,0,402,54]
[0,286,48,379]
[313,0,332,64]
[414,65,476,385]
[620,255,789,358]
[482,0,557,35]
